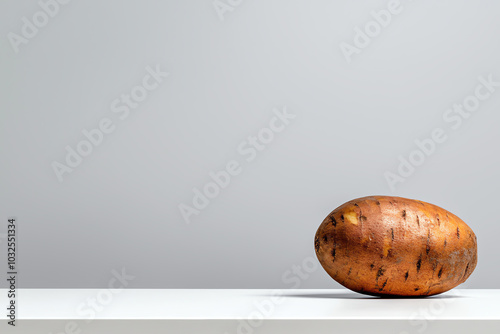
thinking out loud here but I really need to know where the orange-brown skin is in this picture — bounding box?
[314,196,477,297]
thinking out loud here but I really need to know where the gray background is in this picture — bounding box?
[0,0,499,288]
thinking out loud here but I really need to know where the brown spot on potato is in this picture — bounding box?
[432,261,438,271]
[379,279,388,291]
[426,230,431,255]
[376,267,385,280]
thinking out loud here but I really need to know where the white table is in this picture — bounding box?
[1,289,499,333]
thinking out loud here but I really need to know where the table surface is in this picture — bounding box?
[1,289,499,320]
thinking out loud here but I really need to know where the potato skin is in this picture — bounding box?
[314,196,477,297]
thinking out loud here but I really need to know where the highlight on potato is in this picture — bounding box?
[314,196,477,297]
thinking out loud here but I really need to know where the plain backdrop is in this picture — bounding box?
[1,0,499,288]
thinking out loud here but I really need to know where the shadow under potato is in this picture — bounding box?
[272,292,467,300]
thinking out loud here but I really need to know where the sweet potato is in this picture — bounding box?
[314,196,477,297]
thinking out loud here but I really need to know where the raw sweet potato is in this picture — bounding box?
[314,196,477,297]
